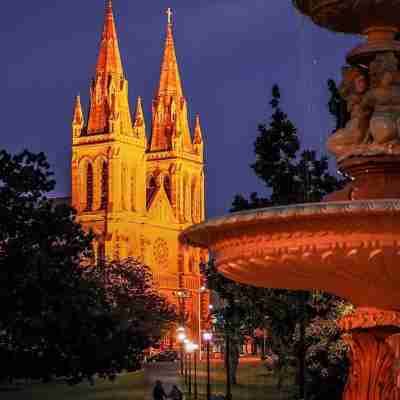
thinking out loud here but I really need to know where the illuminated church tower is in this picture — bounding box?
[71,1,208,344]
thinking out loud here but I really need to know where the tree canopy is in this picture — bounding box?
[0,149,176,383]
[205,85,351,400]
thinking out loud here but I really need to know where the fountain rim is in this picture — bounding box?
[180,199,400,248]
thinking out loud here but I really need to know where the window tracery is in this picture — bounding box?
[86,163,94,211]
[164,175,172,202]
[147,176,157,205]
[100,161,109,210]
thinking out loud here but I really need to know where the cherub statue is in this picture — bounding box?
[327,66,370,158]
[360,52,400,146]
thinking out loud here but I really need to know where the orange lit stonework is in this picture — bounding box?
[71,1,209,344]
[181,1,400,398]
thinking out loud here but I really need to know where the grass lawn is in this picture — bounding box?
[0,371,148,400]
[181,357,294,400]
[0,357,294,400]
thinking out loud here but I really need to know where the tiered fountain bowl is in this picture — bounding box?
[294,0,400,64]
[180,200,400,310]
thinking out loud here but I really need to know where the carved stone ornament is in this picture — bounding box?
[327,52,400,162]
[153,238,169,267]
[339,308,400,332]
[338,308,400,400]
[342,331,398,400]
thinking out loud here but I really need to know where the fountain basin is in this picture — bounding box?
[180,200,400,311]
[293,0,400,35]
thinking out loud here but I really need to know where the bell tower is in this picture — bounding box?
[145,11,207,344]
[147,10,205,226]
[71,0,147,259]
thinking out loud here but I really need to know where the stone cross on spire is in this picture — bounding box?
[166,8,173,26]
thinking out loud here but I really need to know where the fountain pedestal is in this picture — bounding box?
[326,156,400,201]
[340,309,400,400]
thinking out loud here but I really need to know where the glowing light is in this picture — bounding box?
[185,341,198,353]
[177,332,186,342]
[203,332,213,342]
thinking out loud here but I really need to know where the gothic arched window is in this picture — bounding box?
[147,176,157,205]
[86,163,93,211]
[121,166,127,210]
[191,180,197,222]
[100,161,109,210]
[183,176,190,221]
[188,257,195,274]
[131,170,136,211]
[98,243,105,266]
[164,175,171,202]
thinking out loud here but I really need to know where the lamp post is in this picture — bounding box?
[203,331,213,400]
[192,343,199,399]
[175,289,190,327]
[185,341,196,396]
[198,285,207,360]
[184,338,189,385]
[225,332,232,400]
[177,327,186,376]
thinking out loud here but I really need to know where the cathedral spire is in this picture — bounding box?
[96,0,124,77]
[157,9,183,99]
[150,10,192,152]
[87,0,133,135]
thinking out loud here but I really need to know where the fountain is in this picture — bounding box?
[180,1,400,399]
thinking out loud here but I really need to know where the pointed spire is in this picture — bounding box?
[193,114,203,144]
[133,97,147,144]
[72,95,84,138]
[150,11,192,152]
[73,95,84,125]
[157,9,183,98]
[87,1,133,135]
[95,0,124,77]
[134,97,145,128]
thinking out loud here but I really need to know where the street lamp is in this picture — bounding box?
[184,338,189,385]
[185,341,196,396]
[175,289,190,327]
[192,343,199,399]
[177,327,186,376]
[203,331,213,400]
[198,285,207,360]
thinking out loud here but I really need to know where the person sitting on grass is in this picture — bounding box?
[153,380,167,400]
[168,385,184,400]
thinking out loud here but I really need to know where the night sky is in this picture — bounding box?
[1,0,361,218]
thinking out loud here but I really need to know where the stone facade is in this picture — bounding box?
[71,1,209,345]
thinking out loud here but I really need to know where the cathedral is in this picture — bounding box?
[71,1,209,347]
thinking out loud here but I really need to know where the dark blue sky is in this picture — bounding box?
[1,0,360,217]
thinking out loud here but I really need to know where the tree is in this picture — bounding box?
[327,79,349,131]
[205,86,351,399]
[0,149,176,383]
[83,258,177,376]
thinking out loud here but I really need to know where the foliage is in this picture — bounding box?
[83,258,177,375]
[205,86,351,399]
[0,149,176,384]
[232,85,343,212]
[327,79,349,131]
